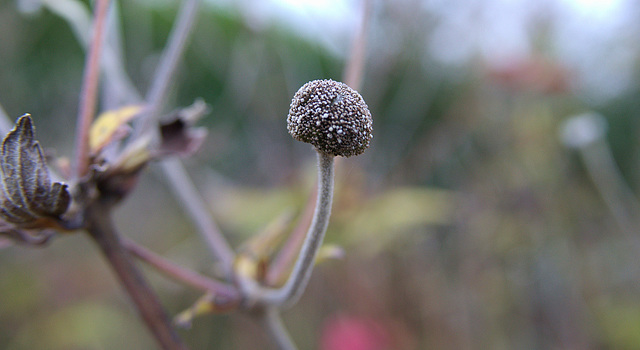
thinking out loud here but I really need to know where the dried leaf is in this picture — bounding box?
[0,115,70,226]
[156,99,208,157]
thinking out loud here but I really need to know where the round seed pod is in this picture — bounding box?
[287,79,373,157]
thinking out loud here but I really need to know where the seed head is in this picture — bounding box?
[287,79,373,157]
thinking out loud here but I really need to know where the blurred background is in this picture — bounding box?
[2,0,640,348]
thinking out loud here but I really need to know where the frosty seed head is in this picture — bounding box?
[287,79,373,157]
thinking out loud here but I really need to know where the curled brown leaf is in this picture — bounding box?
[0,115,70,227]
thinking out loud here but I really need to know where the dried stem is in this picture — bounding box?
[159,158,236,276]
[134,0,201,138]
[342,0,372,91]
[85,201,187,350]
[73,0,111,178]
[122,237,239,300]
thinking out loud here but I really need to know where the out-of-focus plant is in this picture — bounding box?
[0,0,374,349]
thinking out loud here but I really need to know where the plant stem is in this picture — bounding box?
[342,0,372,90]
[260,307,298,350]
[159,158,236,276]
[86,201,187,350]
[254,152,334,307]
[122,237,239,301]
[134,0,201,138]
[74,0,111,178]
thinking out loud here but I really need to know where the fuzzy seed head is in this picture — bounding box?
[287,79,373,157]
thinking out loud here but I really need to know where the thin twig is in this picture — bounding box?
[122,237,239,300]
[159,158,236,276]
[134,0,201,138]
[342,0,373,91]
[265,188,316,286]
[42,0,141,106]
[86,201,187,350]
[73,0,111,178]
[260,307,298,350]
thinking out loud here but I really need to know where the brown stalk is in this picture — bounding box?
[73,0,111,178]
[86,201,187,350]
[122,237,240,301]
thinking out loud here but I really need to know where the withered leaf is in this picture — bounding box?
[0,114,70,226]
[157,99,208,157]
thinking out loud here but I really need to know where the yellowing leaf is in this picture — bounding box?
[174,292,239,328]
[89,105,143,153]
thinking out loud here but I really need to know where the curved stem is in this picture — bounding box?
[86,202,187,350]
[248,152,334,307]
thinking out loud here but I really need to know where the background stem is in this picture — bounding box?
[260,307,297,350]
[159,158,236,276]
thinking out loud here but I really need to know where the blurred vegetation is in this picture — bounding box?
[2,0,640,349]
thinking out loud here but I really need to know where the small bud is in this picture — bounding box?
[287,79,373,157]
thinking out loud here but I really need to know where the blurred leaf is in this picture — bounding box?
[596,299,640,349]
[7,301,154,349]
[338,187,456,254]
[174,292,240,329]
[235,210,293,281]
[0,115,70,227]
[316,244,345,263]
[89,105,143,153]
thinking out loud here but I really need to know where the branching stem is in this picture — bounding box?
[122,237,239,300]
